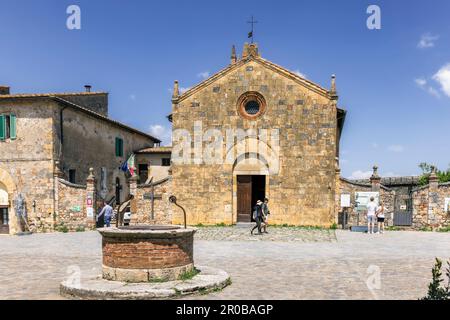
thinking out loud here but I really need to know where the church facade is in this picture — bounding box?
[170,43,346,227]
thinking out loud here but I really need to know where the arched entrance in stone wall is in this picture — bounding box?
[225,137,279,224]
[0,168,17,235]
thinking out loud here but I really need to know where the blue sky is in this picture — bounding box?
[1,0,449,178]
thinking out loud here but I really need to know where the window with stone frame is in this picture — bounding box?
[237,92,266,120]
[138,164,149,183]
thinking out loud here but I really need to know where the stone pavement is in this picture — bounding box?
[194,226,336,242]
[1,229,450,300]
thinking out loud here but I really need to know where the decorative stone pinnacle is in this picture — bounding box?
[54,160,64,178]
[331,74,336,92]
[429,166,438,182]
[172,80,180,100]
[87,168,95,180]
[371,165,380,179]
[242,42,259,59]
[231,45,237,64]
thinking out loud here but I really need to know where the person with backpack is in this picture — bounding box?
[251,200,264,235]
[261,198,270,234]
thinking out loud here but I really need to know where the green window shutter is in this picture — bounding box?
[115,138,124,157]
[9,114,16,140]
[0,115,5,141]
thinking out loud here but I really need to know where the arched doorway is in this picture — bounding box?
[115,177,122,206]
[232,153,270,223]
[0,182,9,234]
[225,137,279,224]
[0,168,17,235]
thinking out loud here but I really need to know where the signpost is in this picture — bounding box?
[143,184,162,220]
[86,195,94,218]
[340,194,351,229]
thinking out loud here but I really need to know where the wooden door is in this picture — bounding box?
[237,176,252,222]
[0,207,9,234]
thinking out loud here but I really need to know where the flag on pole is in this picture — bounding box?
[127,154,136,176]
[120,154,136,176]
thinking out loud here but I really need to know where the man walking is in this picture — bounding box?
[261,198,270,234]
[97,200,113,228]
[251,200,264,235]
[366,197,377,234]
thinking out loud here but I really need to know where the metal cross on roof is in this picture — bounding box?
[247,16,258,43]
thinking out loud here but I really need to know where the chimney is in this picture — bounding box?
[0,86,10,95]
[84,85,92,93]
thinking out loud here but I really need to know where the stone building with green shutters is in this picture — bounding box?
[0,85,160,234]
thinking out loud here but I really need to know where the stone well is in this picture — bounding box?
[99,225,196,282]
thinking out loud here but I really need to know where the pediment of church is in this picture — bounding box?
[172,43,335,105]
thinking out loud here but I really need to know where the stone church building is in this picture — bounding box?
[169,43,346,227]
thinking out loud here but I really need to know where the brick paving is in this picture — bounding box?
[1,228,450,300]
[194,226,336,242]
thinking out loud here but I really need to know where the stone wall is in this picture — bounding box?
[54,178,89,232]
[130,177,172,225]
[56,103,156,203]
[135,153,171,182]
[412,181,450,229]
[172,45,339,227]
[336,175,396,227]
[59,93,108,117]
[0,99,57,234]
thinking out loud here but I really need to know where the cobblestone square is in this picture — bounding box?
[1,228,449,300]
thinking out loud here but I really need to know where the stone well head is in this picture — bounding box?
[99,225,196,283]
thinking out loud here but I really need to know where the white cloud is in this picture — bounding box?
[293,70,307,78]
[197,71,210,79]
[349,170,372,180]
[372,142,379,149]
[415,78,441,98]
[388,145,404,153]
[418,33,439,49]
[149,124,172,146]
[414,78,427,87]
[433,63,450,98]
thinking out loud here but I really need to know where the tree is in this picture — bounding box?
[421,258,449,300]
[418,163,450,186]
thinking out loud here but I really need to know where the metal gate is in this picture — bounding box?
[393,197,413,226]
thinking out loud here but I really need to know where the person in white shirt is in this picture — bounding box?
[376,201,386,234]
[366,197,378,234]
